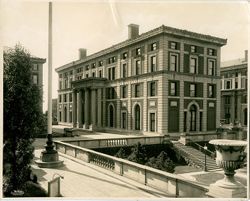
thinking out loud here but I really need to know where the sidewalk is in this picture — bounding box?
[32,149,171,198]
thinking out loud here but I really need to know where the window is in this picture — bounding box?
[109,105,114,127]
[122,63,127,78]
[208,48,215,56]
[170,54,178,71]
[149,82,156,96]
[70,70,73,75]
[135,60,141,75]
[121,85,127,98]
[208,85,214,98]
[69,93,72,102]
[92,63,96,68]
[121,112,127,129]
[92,72,95,77]
[33,64,38,71]
[69,111,72,123]
[59,80,62,89]
[59,95,62,103]
[64,78,68,88]
[235,72,238,77]
[235,81,238,89]
[107,87,116,99]
[135,105,140,130]
[98,61,103,66]
[226,80,231,89]
[208,60,215,75]
[63,94,67,102]
[150,56,156,72]
[170,82,177,96]
[190,57,197,74]
[150,113,156,132]
[191,45,196,53]
[190,84,196,97]
[190,105,197,131]
[151,42,157,51]
[225,96,231,104]
[33,74,38,84]
[170,42,177,50]
[85,65,89,71]
[108,56,116,64]
[99,70,102,78]
[135,84,141,97]
[122,52,128,59]
[86,74,89,78]
[59,111,62,122]
[136,48,141,56]
[108,67,116,80]
[69,77,72,88]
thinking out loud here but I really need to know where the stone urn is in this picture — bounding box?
[207,139,247,198]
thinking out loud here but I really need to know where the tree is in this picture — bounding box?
[127,142,148,164]
[146,151,175,173]
[3,44,44,194]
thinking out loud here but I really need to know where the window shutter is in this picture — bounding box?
[198,56,204,75]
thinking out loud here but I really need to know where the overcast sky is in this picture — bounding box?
[1,0,249,112]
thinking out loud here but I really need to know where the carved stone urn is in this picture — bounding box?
[207,139,247,198]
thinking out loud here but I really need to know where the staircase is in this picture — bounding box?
[172,141,219,171]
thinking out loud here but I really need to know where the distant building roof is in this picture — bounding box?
[221,58,247,68]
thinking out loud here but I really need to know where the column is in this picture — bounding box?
[78,90,83,128]
[84,88,89,129]
[97,88,102,127]
[91,89,97,127]
[72,90,77,128]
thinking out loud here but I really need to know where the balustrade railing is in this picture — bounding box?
[89,153,115,170]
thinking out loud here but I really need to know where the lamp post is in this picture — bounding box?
[204,144,208,172]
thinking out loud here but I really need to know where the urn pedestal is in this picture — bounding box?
[207,139,247,198]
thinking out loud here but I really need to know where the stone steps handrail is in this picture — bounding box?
[54,140,208,197]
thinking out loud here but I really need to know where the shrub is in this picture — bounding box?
[127,142,148,164]
[22,181,47,197]
[115,147,127,159]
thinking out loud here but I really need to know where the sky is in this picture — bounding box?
[1,0,249,112]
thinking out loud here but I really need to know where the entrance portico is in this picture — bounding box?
[72,78,107,130]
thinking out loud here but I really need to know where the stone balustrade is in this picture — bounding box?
[54,140,208,197]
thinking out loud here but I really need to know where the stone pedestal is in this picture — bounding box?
[35,134,63,168]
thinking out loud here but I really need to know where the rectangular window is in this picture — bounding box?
[226,80,231,89]
[151,42,157,51]
[135,84,141,97]
[99,70,102,78]
[85,65,89,71]
[122,63,127,78]
[190,84,196,97]
[98,61,103,67]
[190,57,197,74]
[170,42,177,50]
[69,93,72,102]
[59,80,62,89]
[64,94,67,102]
[69,78,72,88]
[235,81,238,89]
[150,56,156,72]
[150,82,156,96]
[121,112,127,129]
[208,60,215,75]
[191,45,196,53]
[170,82,177,96]
[92,72,95,77]
[150,113,156,132]
[92,63,96,68]
[64,79,68,88]
[33,74,38,84]
[108,68,111,80]
[122,85,127,98]
[170,54,177,71]
[135,60,141,75]
[59,95,62,103]
[86,74,88,78]
[112,67,115,80]
[208,48,215,56]
[208,85,214,98]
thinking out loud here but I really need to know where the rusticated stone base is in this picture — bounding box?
[35,151,63,168]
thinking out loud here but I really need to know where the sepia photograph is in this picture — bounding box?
[1,0,249,199]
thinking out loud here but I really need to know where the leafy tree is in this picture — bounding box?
[115,147,127,159]
[146,151,175,173]
[3,44,44,194]
[127,142,148,164]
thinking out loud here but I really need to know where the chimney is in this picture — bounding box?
[128,24,139,40]
[79,48,87,60]
[244,50,248,62]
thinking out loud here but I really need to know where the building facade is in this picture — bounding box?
[31,57,46,112]
[220,50,248,126]
[55,24,226,138]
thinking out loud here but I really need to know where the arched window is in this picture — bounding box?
[64,107,67,122]
[190,104,197,131]
[109,105,114,127]
[135,104,140,130]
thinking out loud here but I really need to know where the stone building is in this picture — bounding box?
[220,50,248,126]
[55,24,227,138]
[31,56,46,112]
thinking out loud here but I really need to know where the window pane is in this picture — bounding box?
[170,55,177,71]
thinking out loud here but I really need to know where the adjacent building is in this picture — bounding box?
[220,50,248,126]
[55,24,227,138]
[31,56,46,112]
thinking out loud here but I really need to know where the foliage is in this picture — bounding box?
[22,181,48,197]
[146,151,175,173]
[127,142,148,164]
[3,44,44,193]
[114,147,127,159]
